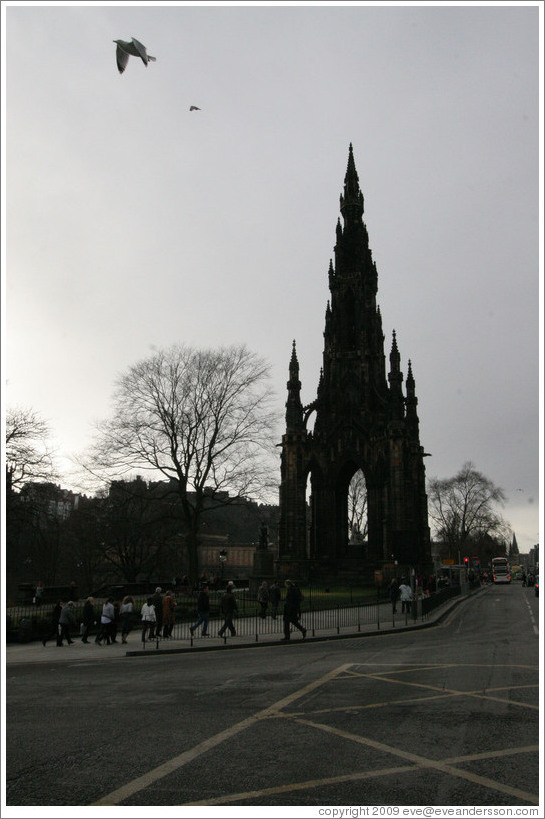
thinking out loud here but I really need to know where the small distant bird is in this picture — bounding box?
[189,106,201,111]
[113,37,156,74]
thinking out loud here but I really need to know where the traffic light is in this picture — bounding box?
[464,557,469,567]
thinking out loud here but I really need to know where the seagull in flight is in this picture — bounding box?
[189,105,201,111]
[113,37,156,74]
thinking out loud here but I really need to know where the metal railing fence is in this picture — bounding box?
[6,584,463,645]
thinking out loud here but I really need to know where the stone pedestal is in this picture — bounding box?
[250,548,275,593]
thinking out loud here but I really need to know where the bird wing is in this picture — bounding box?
[116,44,129,74]
[131,37,149,64]
[190,106,201,111]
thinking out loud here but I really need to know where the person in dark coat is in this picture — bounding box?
[389,578,400,613]
[42,599,64,646]
[281,580,306,641]
[58,601,77,645]
[81,596,96,643]
[190,585,210,637]
[149,587,163,639]
[218,582,238,637]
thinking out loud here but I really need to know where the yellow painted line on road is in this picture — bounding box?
[290,691,467,717]
[444,745,539,764]
[356,671,539,710]
[351,661,539,672]
[293,716,540,805]
[185,763,420,805]
[92,659,539,807]
[184,743,539,806]
[92,662,351,805]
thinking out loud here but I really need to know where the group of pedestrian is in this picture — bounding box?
[41,577,312,648]
[255,580,282,620]
[140,588,177,643]
[42,599,78,646]
[388,577,414,614]
[92,595,136,644]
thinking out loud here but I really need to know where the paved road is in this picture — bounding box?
[4,583,540,811]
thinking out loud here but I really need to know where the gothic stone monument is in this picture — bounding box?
[278,145,432,583]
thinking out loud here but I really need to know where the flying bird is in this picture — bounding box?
[113,37,156,74]
[189,106,201,111]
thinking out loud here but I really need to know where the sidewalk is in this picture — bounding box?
[5,589,484,666]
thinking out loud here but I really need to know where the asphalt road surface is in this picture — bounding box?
[5,583,541,811]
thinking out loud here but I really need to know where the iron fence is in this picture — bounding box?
[6,585,463,645]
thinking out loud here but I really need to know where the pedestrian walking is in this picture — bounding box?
[33,581,44,606]
[95,598,115,645]
[218,581,238,637]
[162,591,176,639]
[58,601,77,645]
[398,579,413,614]
[389,578,400,614]
[257,580,269,619]
[42,599,64,646]
[140,596,156,643]
[190,585,211,637]
[269,581,281,619]
[81,596,96,643]
[149,587,163,639]
[120,596,134,643]
[281,580,306,641]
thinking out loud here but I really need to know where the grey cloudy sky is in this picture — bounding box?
[3,2,541,553]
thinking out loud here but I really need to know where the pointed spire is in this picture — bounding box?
[340,143,364,224]
[286,340,304,433]
[345,143,359,195]
[406,359,415,392]
[405,359,420,436]
[388,330,404,420]
[289,339,299,379]
[389,330,401,373]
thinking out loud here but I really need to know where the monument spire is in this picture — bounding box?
[285,340,304,433]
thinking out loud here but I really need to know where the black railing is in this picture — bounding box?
[6,584,464,645]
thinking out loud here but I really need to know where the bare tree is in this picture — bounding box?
[348,469,368,544]
[428,461,509,557]
[5,406,57,490]
[85,344,279,580]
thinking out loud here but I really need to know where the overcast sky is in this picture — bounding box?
[2,2,542,553]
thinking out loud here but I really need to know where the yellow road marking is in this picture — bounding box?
[288,682,539,717]
[92,663,351,805]
[184,744,539,806]
[92,659,539,807]
[185,763,423,805]
[293,717,539,804]
[353,671,539,710]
